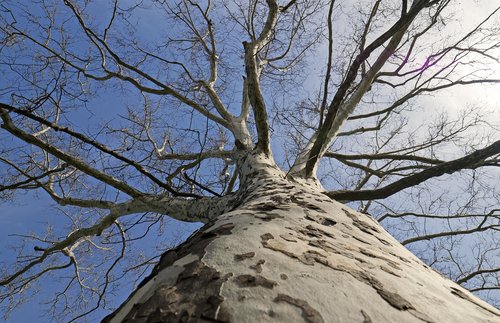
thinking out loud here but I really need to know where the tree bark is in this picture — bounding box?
[102,161,499,323]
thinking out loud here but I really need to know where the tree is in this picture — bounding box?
[0,0,499,321]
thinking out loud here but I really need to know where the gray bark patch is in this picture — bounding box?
[261,233,275,242]
[308,239,341,255]
[115,260,233,322]
[298,250,328,266]
[299,224,335,239]
[249,259,265,273]
[235,274,277,289]
[352,271,414,311]
[256,212,285,221]
[234,252,255,261]
[245,202,289,212]
[291,199,327,214]
[320,218,337,226]
[305,213,337,227]
[376,288,414,310]
[274,294,324,323]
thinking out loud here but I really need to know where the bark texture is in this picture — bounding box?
[102,163,500,323]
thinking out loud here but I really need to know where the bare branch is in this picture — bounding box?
[242,0,280,155]
[0,103,197,198]
[1,106,144,198]
[327,140,500,201]
[401,209,499,245]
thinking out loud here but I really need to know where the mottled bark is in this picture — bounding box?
[102,158,499,323]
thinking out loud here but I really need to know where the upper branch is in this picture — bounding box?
[326,140,500,201]
[0,105,143,198]
[242,0,279,155]
[0,103,198,198]
[0,192,236,287]
[9,3,231,129]
[324,151,443,165]
[292,0,441,178]
[319,0,336,128]
[456,267,500,285]
[401,208,499,245]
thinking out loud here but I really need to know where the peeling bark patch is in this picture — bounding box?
[203,223,236,238]
[361,310,373,323]
[321,218,337,226]
[389,252,411,264]
[297,252,319,266]
[364,275,412,310]
[359,248,381,259]
[255,212,284,221]
[235,274,277,289]
[342,208,380,234]
[308,204,327,213]
[299,224,335,239]
[270,195,289,203]
[280,234,297,242]
[353,221,380,235]
[354,257,368,264]
[308,239,341,255]
[298,250,328,266]
[249,259,265,273]
[351,235,370,245]
[263,239,298,259]
[290,194,327,213]
[294,201,328,213]
[245,202,289,212]
[342,270,415,312]
[386,261,402,271]
[234,252,255,261]
[116,260,232,323]
[262,237,332,267]
[274,294,325,323]
[290,194,301,204]
[260,233,274,242]
[376,288,414,310]
[377,237,392,246]
[380,266,402,277]
[450,287,472,301]
[357,250,402,271]
[305,214,337,227]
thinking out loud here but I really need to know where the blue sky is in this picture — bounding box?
[1,0,500,321]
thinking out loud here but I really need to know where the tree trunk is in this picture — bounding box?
[102,161,499,323]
